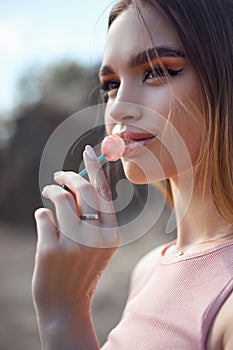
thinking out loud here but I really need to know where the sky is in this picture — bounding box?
[0,0,116,115]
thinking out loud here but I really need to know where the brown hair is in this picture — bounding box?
[107,0,233,223]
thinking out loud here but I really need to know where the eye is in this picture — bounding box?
[100,80,120,93]
[142,66,184,83]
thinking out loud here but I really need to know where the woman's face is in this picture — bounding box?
[99,4,204,184]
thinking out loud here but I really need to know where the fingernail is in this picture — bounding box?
[54,171,62,178]
[85,145,96,160]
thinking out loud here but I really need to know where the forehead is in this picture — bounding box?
[102,5,182,67]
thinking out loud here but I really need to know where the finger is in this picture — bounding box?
[83,145,112,202]
[83,146,117,224]
[53,171,99,217]
[42,184,80,236]
[54,170,87,190]
[34,208,58,248]
[42,184,102,246]
[52,160,118,246]
[77,182,100,221]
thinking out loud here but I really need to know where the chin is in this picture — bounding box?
[121,161,146,184]
[121,153,190,184]
[122,160,166,184]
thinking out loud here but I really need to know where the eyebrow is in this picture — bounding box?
[99,46,185,76]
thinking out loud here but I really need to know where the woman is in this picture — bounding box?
[32,0,233,349]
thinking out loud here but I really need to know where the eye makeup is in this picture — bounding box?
[99,57,185,95]
[141,57,186,83]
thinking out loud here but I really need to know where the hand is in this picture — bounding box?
[32,146,119,325]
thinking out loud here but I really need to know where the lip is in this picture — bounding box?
[119,132,155,141]
[117,132,157,157]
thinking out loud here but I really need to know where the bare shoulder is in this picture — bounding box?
[207,290,233,350]
[128,243,166,296]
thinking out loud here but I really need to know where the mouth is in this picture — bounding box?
[117,132,157,157]
[119,132,155,142]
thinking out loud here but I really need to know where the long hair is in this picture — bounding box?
[107,0,233,223]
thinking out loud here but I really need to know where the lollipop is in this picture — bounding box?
[101,134,125,161]
[77,135,125,177]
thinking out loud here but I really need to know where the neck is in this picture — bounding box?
[169,168,233,251]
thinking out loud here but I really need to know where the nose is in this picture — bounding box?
[106,101,142,124]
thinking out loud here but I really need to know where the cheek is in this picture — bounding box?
[104,104,116,135]
[144,75,204,169]
[121,87,204,183]
[142,87,172,118]
[168,81,204,165]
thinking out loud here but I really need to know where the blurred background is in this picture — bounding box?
[0,1,175,349]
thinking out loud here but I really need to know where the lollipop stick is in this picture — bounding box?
[63,153,106,191]
[63,134,124,191]
[78,153,106,177]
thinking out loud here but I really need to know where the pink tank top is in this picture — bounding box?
[101,239,233,350]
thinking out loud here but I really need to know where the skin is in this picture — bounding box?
[32,4,233,349]
[100,5,233,249]
[32,151,118,349]
[101,7,203,184]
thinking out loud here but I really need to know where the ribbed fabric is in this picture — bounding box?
[101,239,233,350]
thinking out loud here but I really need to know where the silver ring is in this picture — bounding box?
[80,213,99,220]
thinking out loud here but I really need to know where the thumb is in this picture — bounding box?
[34,208,58,248]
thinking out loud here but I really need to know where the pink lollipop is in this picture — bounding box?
[75,135,125,178]
[101,134,125,161]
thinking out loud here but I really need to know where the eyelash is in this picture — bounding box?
[100,66,184,94]
[100,80,120,93]
[142,66,184,82]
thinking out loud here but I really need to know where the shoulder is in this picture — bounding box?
[207,290,233,350]
[128,243,166,296]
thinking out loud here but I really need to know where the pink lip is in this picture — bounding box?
[119,132,155,141]
[118,132,157,157]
